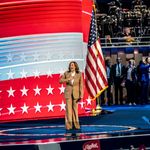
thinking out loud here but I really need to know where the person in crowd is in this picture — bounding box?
[139,57,150,104]
[105,35,112,46]
[132,0,144,8]
[100,58,113,105]
[148,58,150,102]
[125,59,138,105]
[59,61,83,130]
[118,27,135,45]
[111,57,126,105]
[136,60,143,104]
[145,57,150,102]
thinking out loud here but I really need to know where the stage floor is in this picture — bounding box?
[0,104,150,149]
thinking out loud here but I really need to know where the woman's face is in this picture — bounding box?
[70,62,76,72]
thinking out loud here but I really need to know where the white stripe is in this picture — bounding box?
[91,44,98,58]
[82,11,92,16]
[96,40,104,59]
[0,32,82,41]
[97,73,106,89]
[96,40,107,81]
[0,33,84,80]
[87,45,106,94]
[0,59,84,70]
[87,80,96,97]
[88,52,96,70]
[86,65,96,85]
[97,57,107,81]
[92,43,107,87]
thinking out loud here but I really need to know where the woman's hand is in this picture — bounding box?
[77,97,82,102]
[67,76,74,81]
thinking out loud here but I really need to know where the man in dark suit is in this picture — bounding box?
[111,57,126,105]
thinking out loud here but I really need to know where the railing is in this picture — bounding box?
[100,36,150,48]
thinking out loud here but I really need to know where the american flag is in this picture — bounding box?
[85,9,108,99]
[0,0,93,122]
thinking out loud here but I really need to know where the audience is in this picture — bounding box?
[100,57,150,106]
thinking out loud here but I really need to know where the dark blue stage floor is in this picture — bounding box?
[0,104,150,150]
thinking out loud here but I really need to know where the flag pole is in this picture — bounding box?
[93,1,102,114]
[85,0,109,116]
[96,98,102,114]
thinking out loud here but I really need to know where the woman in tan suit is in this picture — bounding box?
[59,61,83,130]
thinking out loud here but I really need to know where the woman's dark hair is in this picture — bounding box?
[68,61,80,73]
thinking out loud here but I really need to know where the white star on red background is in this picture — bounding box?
[21,103,29,114]
[20,86,29,96]
[46,85,54,95]
[34,102,42,113]
[59,100,66,111]
[79,101,85,109]
[7,104,16,115]
[47,101,54,112]
[59,84,65,94]
[0,108,3,115]
[33,85,42,96]
[86,96,92,105]
[7,86,15,97]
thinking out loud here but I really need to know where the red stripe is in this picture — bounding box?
[0,0,79,3]
[96,40,108,85]
[97,55,108,85]
[0,0,82,38]
[85,81,94,98]
[88,47,97,62]
[0,74,91,122]
[97,63,107,86]
[82,0,93,42]
[85,68,97,95]
[90,44,106,90]
[96,39,106,68]
[86,55,96,76]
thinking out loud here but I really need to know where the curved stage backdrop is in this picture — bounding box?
[0,0,94,122]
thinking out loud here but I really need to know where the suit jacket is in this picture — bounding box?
[111,63,126,80]
[59,71,84,100]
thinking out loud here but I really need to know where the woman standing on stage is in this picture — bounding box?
[59,61,83,130]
